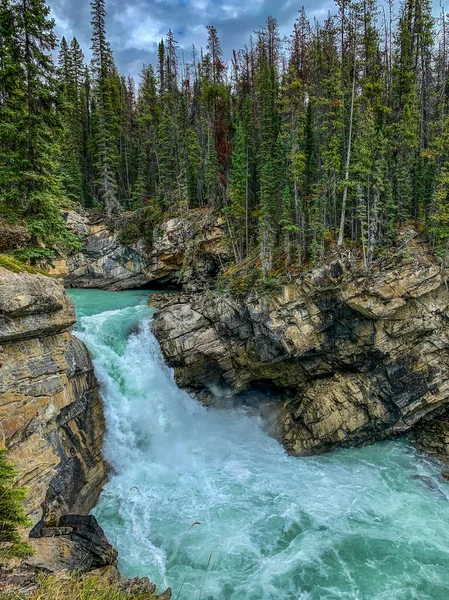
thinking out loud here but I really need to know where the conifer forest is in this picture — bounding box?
[0,0,447,275]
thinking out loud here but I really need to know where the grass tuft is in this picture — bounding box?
[0,574,161,600]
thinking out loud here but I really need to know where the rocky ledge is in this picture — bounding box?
[0,267,107,524]
[50,207,228,292]
[152,236,449,457]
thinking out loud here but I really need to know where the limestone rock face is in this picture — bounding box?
[62,208,91,238]
[64,223,151,290]
[56,208,227,291]
[0,267,107,524]
[152,247,449,455]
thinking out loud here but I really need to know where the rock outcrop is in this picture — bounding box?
[52,208,227,291]
[0,267,107,527]
[152,239,449,455]
[409,407,449,471]
[27,514,118,573]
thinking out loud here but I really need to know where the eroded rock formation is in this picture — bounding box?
[0,267,107,533]
[152,240,449,456]
[409,407,449,470]
[51,208,228,291]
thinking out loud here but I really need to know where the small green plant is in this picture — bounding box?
[118,203,167,246]
[254,274,283,297]
[0,449,33,561]
[222,268,259,297]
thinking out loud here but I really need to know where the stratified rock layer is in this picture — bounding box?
[54,208,227,291]
[0,267,107,524]
[153,242,449,455]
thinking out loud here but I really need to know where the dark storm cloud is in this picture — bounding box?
[49,0,333,77]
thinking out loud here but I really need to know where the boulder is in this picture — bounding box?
[409,407,449,471]
[26,515,117,573]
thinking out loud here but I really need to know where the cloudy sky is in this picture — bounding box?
[49,0,333,78]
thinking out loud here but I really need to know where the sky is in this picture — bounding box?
[49,0,334,79]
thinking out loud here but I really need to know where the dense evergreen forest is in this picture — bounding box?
[0,0,448,274]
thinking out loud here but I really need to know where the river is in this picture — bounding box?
[69,288,449,600]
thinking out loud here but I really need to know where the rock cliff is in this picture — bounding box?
[51,208,227,291]
[0,267,108,564]
[152,238,449,456]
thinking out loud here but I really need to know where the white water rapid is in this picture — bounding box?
[69,289,449,600]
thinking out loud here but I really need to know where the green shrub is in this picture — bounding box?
[0,449,33,561]
[254,274,283,297]
[118,204,166,246]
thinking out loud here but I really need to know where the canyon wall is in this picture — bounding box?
[152,240,449,457]
[51,208,228,291]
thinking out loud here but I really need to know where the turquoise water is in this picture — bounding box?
[69,289,449,600]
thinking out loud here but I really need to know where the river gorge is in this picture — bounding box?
[68,288,449,600]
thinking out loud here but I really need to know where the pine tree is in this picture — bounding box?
[228,116,247,260]
[157,96,177,205]
[58,36,84,203]
[204,126,220,206]
[0,0,25,215]
[309,15,343,251]
[390,0,429,224]
[257,38,280,274]
[280,184,296,269]
[134,64,158,205]
[429,107,449,258]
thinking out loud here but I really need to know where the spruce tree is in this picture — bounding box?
[134,64,158,205]
[157,97,177,205]
[58,36,84,203]
[257,46,279,274]
[228,116,247,260]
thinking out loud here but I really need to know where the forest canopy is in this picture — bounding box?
[0,0,447,272]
